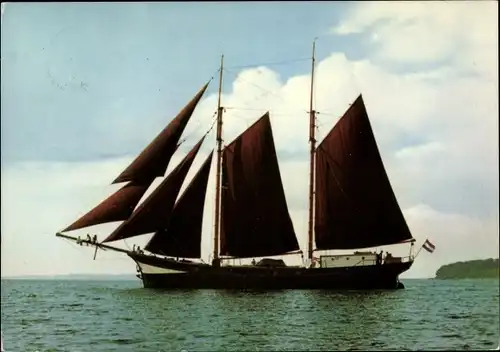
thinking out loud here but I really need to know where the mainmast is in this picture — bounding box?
[307,40,317,263]
[213,54,224,267]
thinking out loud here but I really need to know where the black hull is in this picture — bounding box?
[129,253,413,290]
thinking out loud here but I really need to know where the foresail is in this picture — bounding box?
[112,82,209,184]
[102,136,206,243]
[220,113,300,258]
[61,180,154,232]
[144,151,213,258]
[314,95,413,250]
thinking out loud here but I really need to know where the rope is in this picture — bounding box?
[225,106,268,112]
[60,237,103,261]
[61,238,84,253]
[205,112,218,136]
[414,242,425,260]
[222,69,311,120]
[178,111,218,146]
[225,57,310,70]
[123,239,132,251]
[223,68,287,105]
[224,106,308,117]
[226,111,255,128]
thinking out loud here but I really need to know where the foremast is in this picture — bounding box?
[307,39,317,264]
[212,55,224,267]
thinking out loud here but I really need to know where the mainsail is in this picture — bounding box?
[102,136,205,243]
[220,113,300,258]
[112,82,209,184]
[145,151,214,258]
[314,95,413,250]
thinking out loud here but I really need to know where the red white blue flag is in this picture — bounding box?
[422,239,436,253]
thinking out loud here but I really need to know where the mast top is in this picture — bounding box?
[307,38,317,262]
[213,53,225,265]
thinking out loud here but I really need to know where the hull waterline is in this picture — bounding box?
[129,253,412,290]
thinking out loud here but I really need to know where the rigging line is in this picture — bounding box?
[316,111,341,117]
[222,68,287,105]
[123,239,132,251]
[223,69,310,115]
[313,38,319,112]
[225,106,308,115]
[221,68,287,112]
[227,107,310,118]
[205,112,218,136]
[207,69,219,85]
[225,106,268,112]
[230,112,255,128]
[225,57,310,70]
[234,91,275,111]
[178,111,218,145]
[222,110,253,129]
[60,237,105,258]
[61,238,86,253]
[313,69,318,115]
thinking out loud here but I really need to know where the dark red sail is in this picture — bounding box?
[61,180,154,232]
[112,82,209,184]
[145,151,213,258]
[102,136,206,243]
[314,95,413,250]
[220,113,299,258]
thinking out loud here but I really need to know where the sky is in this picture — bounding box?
[1,2,498,278]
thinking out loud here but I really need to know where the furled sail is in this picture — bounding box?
[220,113,300,258]
[314,95,413,250]
[144,151,213,258]
[102,136,206,243]
[112,82,209,184]
[61,180,154,232]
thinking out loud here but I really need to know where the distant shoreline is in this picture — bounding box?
[435,258,499,279]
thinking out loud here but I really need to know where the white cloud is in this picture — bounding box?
[331,1,498,78]
[403,204,499,278]
[2,1,498,279]
[0,3,5,24]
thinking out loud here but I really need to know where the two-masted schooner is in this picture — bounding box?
[56,42,417,290]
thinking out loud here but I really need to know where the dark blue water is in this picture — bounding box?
[1,278,499,351]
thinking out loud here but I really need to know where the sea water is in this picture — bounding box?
[1,278,498,351]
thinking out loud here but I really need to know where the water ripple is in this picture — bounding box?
[1,278,499,351]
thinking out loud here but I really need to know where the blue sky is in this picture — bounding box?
[1,2,498,278]
[1,2,355,163]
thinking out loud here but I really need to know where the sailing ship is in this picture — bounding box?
[56,42,418,290]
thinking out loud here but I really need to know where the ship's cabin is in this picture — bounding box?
[317,251,402,268]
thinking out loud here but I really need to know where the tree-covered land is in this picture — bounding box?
[435,258,499,279]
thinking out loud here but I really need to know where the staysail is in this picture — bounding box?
[145,151,214,258]
[61,180,154,232]
[112,82,209,184]
[314,95,413,250]
[220,113,300,258]
[102,136,206,243]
